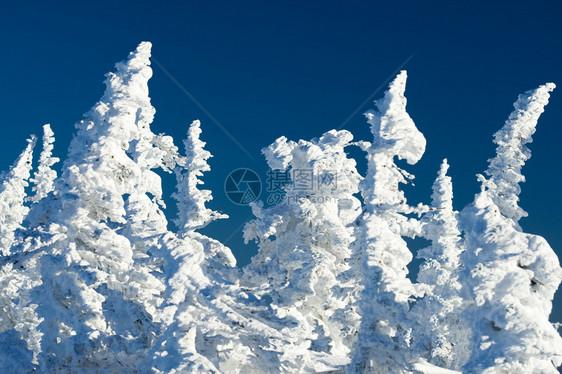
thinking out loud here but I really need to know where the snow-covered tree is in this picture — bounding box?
[173,120,228,235]
[350,70,428,373]
[0,41,561,374]
[0,136,36,255]
[147,121,284,373]
[146,230,289,374]
[29,124,59,204]
[0,134,46,368]
[461,83,562,373]
[413,159,469,369]
[171,120,233,278]
[485,82,556,224]
[19,41,170,371]
[243,129,362,370]
[121,115,182,251]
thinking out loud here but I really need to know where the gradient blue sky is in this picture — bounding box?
[1,1,561,320]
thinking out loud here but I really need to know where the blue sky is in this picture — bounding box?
[1,1,561,319]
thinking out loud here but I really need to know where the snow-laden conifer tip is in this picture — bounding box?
[174,120,227,233]
[42,123,54,138]
[0,136,36,253]
[440,158,449,173]
[29,124,58,203]
[136,41,152,54]
[127,41,152,67]
[365,69,426,164]
[103,41,153,98]
[484,81,556,222]
[431,159,453,210]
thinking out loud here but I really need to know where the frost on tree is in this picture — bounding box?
[461,83,562,373]
[23,42,169,371]
[243,129,362,371]
[29,124,59,204]
[485,83,556,224]
[149,121,282,374]
[0,136,36,255]
[0,41,560,374]
[350,70,429,373]
[0,137,42,369]
[173,120,228,235]
[413,159,469,370]
[171,120,234,277]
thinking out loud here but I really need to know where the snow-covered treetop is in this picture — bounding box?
[246,129,360,246]
[414,159,467,369]
[67,41,154,162]
[364,70,426,165]
[484,82,555,223]
[420,158,461,260]
[351,72,427,373]
[261,135,295,171]
[431,159,453,212]
[360,70,427,213]
[109,41,153,101]
[174,120,227,233]
[0,136,36,192]
[261,129,359,194]
[0,136,36,254]
[55,41,158,224]
[29,124,58,203]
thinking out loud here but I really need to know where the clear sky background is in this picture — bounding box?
[1,1,561,320]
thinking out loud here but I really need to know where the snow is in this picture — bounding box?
[0,136,36,255]
[29,124,58,204]
[351,71,427,373]
[173,120,228,234]
[485,82,556,223]
[0,42,560,373]
[413,159,470,369]
[412,359,462,374]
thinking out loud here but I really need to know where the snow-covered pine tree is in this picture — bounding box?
[13,41,170,371]
[148,120,283,373]
[173,119,228,235]
[413,159,469,370]
[1,39,562,374]
[243,129,362,371]
[0,136,36,255]
[29,124,59,204]
[461,83,562,373]
[171,119,232,278]
[0,137,42,369]
[485,83,556,224]
[350,70,428,373]
[121,111,180,250]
